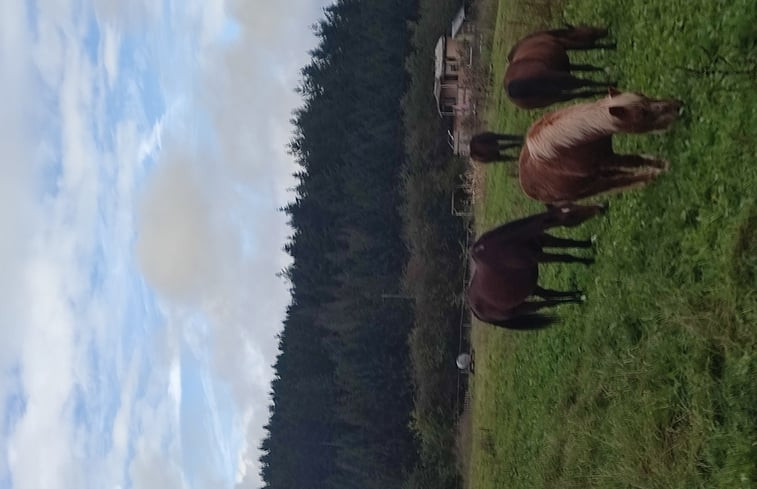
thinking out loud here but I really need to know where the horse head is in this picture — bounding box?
[606,90,683,133]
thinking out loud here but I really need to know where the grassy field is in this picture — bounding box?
[467,0,757,488]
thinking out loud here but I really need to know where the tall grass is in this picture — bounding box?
[468,0,757,487]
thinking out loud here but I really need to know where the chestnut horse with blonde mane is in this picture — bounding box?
[467,203,605,330]
[505,26,616,109]
[518,89,682,205]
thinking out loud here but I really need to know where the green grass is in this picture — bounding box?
[467,0,757,488]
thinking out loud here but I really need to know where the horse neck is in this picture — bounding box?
[526,98,620,160]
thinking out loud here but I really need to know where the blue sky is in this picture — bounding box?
[0,0,330,488]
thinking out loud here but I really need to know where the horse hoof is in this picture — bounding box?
[598,202,610,213]
[580,294,587,302]
[591,234,598,244]
[642,156,669,171]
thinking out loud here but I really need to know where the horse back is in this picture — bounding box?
[507,32,560,60]
[507,38,570,68]
[526,102,614,158]
[508,26,608,60]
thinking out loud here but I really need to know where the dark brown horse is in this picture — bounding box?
[519,89,683,204]
[467,203,605,330]
[469,132,524,163]
[505,25,616,109]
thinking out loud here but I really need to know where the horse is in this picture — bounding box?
[504,25,616,109]
[518,89,683,205]
[467,203,605,330]
[469,132,524,163]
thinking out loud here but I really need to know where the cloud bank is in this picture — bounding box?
[0,0,331,488]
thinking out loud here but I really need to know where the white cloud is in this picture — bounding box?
[2,0,334,488]
[0,0,39,364]
[0,1,169,488]
[7,257,77,489]
[130,450,185,489]
[90,0,164,28]
[3,3,103,487]
[102,23,121,87]
[128,382,186,489]
[136,154,237,304]
[0,7,61,485]
[132,0,336,486]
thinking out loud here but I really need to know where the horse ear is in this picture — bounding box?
[608,87,621,97]
[609,106,627,119]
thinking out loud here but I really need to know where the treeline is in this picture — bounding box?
[259,1,420,489]
[400,0,472,488]
[260,1,473,488]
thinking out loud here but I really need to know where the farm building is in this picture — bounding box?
[433,5,476,155]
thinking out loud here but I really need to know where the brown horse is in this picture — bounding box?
[518,89,682,205]
[467,203,605,330]
[505,25,616,109]
[469,132,524,163]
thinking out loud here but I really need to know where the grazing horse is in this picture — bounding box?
[518,89,683,205]
[469,132,524,163]
[467,203,605,330]
[505,25,616,109]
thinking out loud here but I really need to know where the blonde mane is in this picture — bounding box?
[526,92,642,160]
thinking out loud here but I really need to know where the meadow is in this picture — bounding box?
[467,0,757,487]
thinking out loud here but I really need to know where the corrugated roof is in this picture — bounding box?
[433,36,445,115]
[450,5,466,38]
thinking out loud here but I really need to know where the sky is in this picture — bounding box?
[0,0,331,488]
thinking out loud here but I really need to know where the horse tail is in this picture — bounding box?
[489,313,558,330]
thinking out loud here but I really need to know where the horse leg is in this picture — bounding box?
[493,142,521,162]
[533,285,583,300]
[605,154,669,171]
[572,77,618,88]
[512,298,581,315]
[570,63,605,72]
[584,171,661,197]
[568,42,617,51]
[496,134,524,143]
[497,142,522,151]
[492,152,519,163]
[538,251,594,265]
[540,233,593,248]
[555,26,609,48]
[545,75,616,103]
[547,73,615,91]
[562,89,613,100]
[497,152,519,162]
